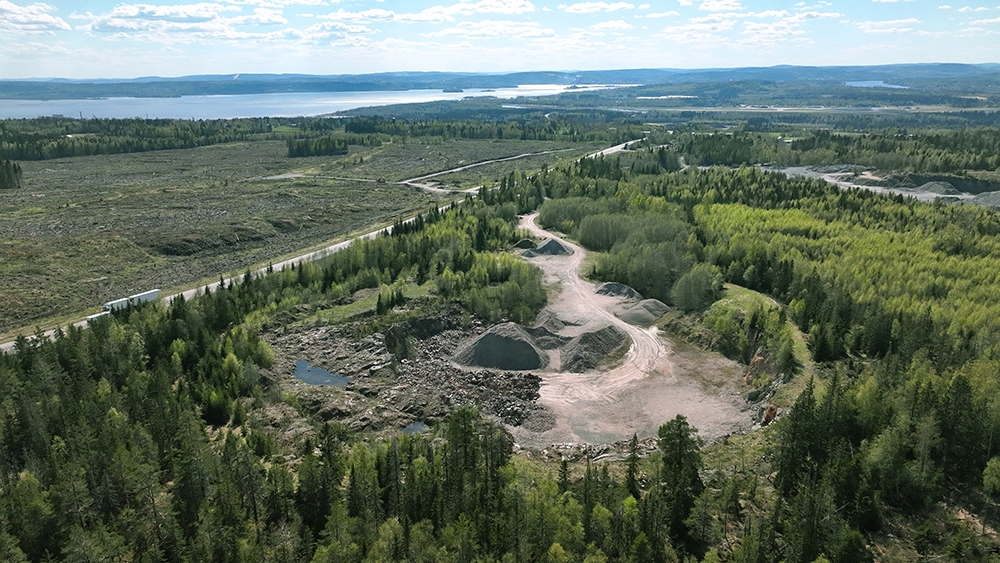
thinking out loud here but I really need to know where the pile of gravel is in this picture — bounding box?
[561,324,629,372]
[523,238,571,257]
[616,299,670,326]
[534,310,567,333]
[524,325,570,350]
[596,282,643,300]
[454,322,549,371]
[514,238,537,249]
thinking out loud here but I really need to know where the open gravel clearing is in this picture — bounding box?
[508,213,750,448]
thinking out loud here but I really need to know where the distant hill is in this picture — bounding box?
[1,64,998,100]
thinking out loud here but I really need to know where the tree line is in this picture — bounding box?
[672,128,1000,173]
[0,159,22,189]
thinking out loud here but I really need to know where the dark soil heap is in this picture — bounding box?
[454,322,549,370]
[561,324,628,372]
[523,238,571,257]
[596,282,643,300]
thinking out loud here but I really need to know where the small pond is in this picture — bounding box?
[401,421,430,435]
[293,360,349,386]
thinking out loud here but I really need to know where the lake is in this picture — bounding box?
[0,84,607,120]
[844,81,909,89]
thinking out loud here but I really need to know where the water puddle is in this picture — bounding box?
[401,421,430,435]
[293,360,349,386]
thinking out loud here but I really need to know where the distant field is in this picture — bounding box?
[315,138,602,184]
[0,137,599,337]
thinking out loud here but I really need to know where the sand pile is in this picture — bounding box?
[523,238,571,257]
[454,322,549,371]
[616,299,670,326]
[596,282,643,300]
[561,324,629,372]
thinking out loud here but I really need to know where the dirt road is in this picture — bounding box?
[399,149,576,193]
[509,214,749,447]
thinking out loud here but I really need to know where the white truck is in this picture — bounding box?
[103,289,160,311]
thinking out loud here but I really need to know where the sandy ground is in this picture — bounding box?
[509,214,750,448]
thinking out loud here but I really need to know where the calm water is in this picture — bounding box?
[0,84,607,120]
[844,81,909,89]
[293,360,349,387]
[401,421,430,435]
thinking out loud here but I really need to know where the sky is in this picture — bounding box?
[0,0,998,79]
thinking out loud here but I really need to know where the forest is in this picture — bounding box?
[0,115,644,162]
[7,107,1000,562]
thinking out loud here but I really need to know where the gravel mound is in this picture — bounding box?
[524,326,570,350]
[454,322,549,371]
[524,238,571,257]
[561,324,629,372]
[916,181,962,196]
[534,310,567,333]
[596,282,643,300]
[514,238,537,249]
[617,299,670,326]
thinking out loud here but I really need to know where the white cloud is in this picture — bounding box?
[971,14,1000,21]
[319,1,535,24]
[558,2,635,13]
[939,4,952,7]
[221,0,326,6]
[699,0,743,11]
[871,0,913,3]
[644,10,680,17]
[741,10,839,43]
[958,6,990,11]
[855,17,919,32]
[638,3,650,7]
[425,19,555,37]
[0,0,71,33]
[591,18,632,29]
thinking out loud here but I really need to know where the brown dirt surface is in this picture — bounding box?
[509,213,750,448]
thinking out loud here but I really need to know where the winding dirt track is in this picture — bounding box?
[519,213,670,397]
[510,214,749,448]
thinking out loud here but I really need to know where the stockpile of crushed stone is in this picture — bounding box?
[534,310,567,333]
[523,238,571,257]
[514,238,537,249]
[616,299,670,326]
[561,324,629,372]
[596,282,643,300]
[524,325,570,350]
[454,322,549,371]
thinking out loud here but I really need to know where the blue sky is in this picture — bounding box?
[0,0,997,78]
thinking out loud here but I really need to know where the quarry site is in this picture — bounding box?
[264,212,752,452]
